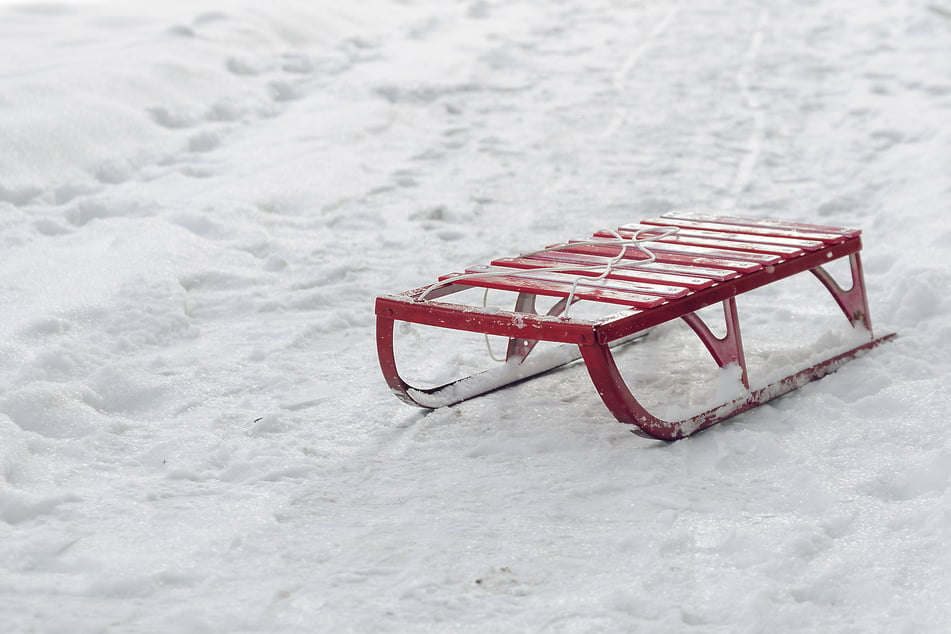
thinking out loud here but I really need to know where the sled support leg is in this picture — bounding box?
[505,293,538,362]
[506,294,574,362]
[811,252,872,331]
[681,297,749,388]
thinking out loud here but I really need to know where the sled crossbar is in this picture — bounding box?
[375,213,895,440]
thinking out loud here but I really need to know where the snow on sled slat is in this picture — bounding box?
[618,223,827,252]
[641,217,844,245]
[660,212,861,236]
[650,212,860,241]
[376,214,893,440]
[491,254,718,291]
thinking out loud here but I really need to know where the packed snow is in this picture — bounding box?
[1,0,950,631]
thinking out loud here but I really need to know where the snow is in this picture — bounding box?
[1,0,950,631]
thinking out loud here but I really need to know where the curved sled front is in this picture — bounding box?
[375,213,895,440]
[580,332,896,440]
[377,311,588,409]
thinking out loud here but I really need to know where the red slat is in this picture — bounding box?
[534,250,741,281]
[640,217,844,244]
[436,270,666,309]
[654,212,860,240]
[619,223,826,251]
[563,243,763,273]
[499,253,717,290]
[602,227,805,257]
[485,260,693,297]
[623,240,784,265]
[466,266,683,300]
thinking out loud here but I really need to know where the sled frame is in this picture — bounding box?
[375,214,895,440]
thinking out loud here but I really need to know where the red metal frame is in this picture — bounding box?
[375,214,895,439]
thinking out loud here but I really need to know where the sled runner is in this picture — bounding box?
[375,213,895,440]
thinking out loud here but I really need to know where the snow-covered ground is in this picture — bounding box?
[2,0,950,631]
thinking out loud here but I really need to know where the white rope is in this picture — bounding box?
[419,226,680,315]
[483,287,508,362]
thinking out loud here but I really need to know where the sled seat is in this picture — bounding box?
[375,212,894,440]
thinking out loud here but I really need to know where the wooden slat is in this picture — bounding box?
[563,243,763,273]
[466,266,683,300]
[603,227,805,257]
[628,240,784,265]
[483,261,692,298]
[498,253,717,290]
[619,223,826,251]
[652,212,859,240]
[533,250,742,281]
[682,213,861,237]
[436,270,666,309]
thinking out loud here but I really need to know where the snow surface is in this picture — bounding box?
[2,0,951,631]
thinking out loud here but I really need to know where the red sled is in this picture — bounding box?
[375,213,895,440]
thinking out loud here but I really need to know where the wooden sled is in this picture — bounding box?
[375,213,895,440]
